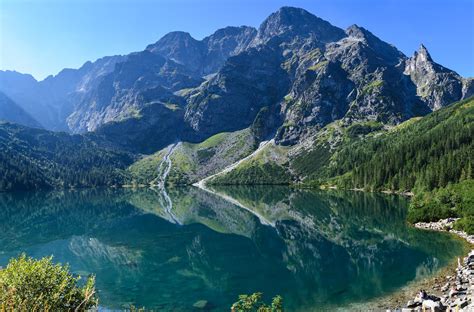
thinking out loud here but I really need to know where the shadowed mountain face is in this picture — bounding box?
[0,7,471,153]
[0,56,126,131]
[0,187,466,310]
[0,92,41,128]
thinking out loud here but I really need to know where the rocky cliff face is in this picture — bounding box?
[404,44,465,111]
[63,26,260,136]
[145,26,257,76]
[1,6,471,153]
[251,6,346,50]
[67,51,200,133]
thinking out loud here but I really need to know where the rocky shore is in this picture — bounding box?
[390,218,474,311]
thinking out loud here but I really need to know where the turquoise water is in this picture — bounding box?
[0,186,465,311]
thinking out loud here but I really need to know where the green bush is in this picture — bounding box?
[231,292,283,312]
[407,192,458,223]
[0,254,97,311]
[407,180,474,233]
[454,216,474,235]
[346,121,383,138]
[211,162,291,185]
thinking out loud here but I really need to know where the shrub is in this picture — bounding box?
[231,292,283,312]
[0,254,97,311]
[454,216,474,235]
[407,192,458,223]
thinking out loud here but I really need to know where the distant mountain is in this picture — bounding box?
[0,55,126,131]
[0,6,472,154]
[0,92,41,128]
[146,26,257,75]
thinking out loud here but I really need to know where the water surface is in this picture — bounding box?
[0,186,465,311]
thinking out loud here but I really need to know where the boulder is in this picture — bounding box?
[407,300,420,308]
[441,282,450,292]
[193,300,210,309]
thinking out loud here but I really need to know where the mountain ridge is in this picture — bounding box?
[0,6,472,155]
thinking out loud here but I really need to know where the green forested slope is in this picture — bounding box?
[326,97,473,192]
[294,97,474,233]
[0,122,135,191]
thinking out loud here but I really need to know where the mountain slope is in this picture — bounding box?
[0,6,472,196]
[1,6,471,155]
[325,97,473,191]
[0,92,42,128]
[0,123,135,191]
[210,97,473,190]
[128,128,257,185]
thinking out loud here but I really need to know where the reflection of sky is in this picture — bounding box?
[0,187,466,311]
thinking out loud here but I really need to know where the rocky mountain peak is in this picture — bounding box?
[202,26,257,73]
[404,44,463,110]
[345,24,370,39]
[413,43,434,63]
[252,6,345,47]
[146,31,199,52]
[405,44,447,75]
[203,26,257,55]
[342,24,405,65]
[205,26,256,40]
[145,31,204,73]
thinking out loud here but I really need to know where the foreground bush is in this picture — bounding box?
[0,254,97,311]
[231,292,283,312]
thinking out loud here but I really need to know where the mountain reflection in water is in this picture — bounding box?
[0,186,465,311]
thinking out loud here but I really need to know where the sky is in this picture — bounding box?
[1,0,473,81]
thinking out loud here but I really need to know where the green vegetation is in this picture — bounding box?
[408,179,474,234]
[292,144,331,179]
[361,80,384,94]
[127,150,165,185]
[345,121,383,138]
[308,60,328,71]
[0,123,135,191]
[128,129,256,185]
[210,144,291,185]
[328,97,473,192]
[232,293,283,312]
[211,162,290,185]
[0,254,97,310]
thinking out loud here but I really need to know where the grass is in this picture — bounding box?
[361,80,384,95]
[127,129,256,185]
[127,150,165,185]
[308,60,328,71]
[209,143,292,185]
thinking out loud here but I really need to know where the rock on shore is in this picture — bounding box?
[415,218,474,245]
[391,218,474,311]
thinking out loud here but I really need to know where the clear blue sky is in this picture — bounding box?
[1,0,473,80]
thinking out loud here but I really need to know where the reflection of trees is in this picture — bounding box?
[0,187,466,311]
[0,189,141,250]
[209,186,466,309]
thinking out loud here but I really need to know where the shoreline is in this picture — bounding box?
[372,218,473,311]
